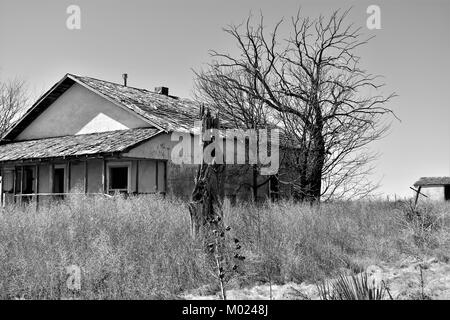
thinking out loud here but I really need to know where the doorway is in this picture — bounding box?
[53,166,66,199]
[445,185,450,201]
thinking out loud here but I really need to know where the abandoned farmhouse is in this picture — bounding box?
[0,74,280,206]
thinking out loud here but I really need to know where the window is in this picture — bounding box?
[107,162,130,194]
[53,168,65,193]
[2,170,14,193]
[14,166,37,203]
[22,167,35,194]
[53,165,66,200]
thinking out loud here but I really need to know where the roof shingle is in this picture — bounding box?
[71,75,201,132]
[0,128,160,162]
[414,177,450,187]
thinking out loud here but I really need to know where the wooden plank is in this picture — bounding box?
[155,160,159,192]
[414,186,422,207]
[163,161,167,194]
[12,167,16,204]
[67,161,71,194]
[49,164,54,194]
[101,159,106,194]
[19,166,23,205]
[84,161,88,194]
[14,192,111,196]
[35,164,39,205]
[0,167,3,207]
[410,186,428,198]
[135,160,139,194]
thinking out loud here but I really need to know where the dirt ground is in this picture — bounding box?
[182,257,450,300]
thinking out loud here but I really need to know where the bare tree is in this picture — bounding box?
[0,76,28,138]
[195,8,396,202]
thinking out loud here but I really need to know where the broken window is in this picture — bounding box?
[14,166,36,203]
[53,166,66,200]
[108,163,130,194]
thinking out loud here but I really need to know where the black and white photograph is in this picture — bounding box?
[0,0,449,311]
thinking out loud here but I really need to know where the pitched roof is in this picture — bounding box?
[0,128,160,163]
[71,74,201,132]
[2,74,202,141]
[414,177,450,187]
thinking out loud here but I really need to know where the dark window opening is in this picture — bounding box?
[14,168,22,194]
[445,185,450,201]
[15,166,36,203]
[53,168,65,200]
[22,167,35,194]
[109,167,128,192]
[269,175,280,201]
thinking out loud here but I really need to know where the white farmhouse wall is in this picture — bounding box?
[123,133,174,160]
[16,83,150,140]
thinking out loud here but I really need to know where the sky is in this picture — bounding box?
[0,0,449,198]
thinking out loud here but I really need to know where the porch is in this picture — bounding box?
[0,156,167,206]
[0,128,166,206]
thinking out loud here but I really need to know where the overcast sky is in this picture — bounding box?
[0,0,449,198]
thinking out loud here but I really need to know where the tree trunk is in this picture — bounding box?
[308,133,325,202]
[188,107,224,238]
[307,95,325,203]
[252,164,258,201]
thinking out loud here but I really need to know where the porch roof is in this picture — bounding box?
[0,128,161,163]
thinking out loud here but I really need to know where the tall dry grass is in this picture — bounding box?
[0,195,448,299]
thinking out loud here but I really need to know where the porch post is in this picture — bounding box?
[135,160,139,194]
[102,159,107,194]
[0,167,3,207]
[12,168,16,204]
[163,161,167,195]
[19,166,23,205]
[155,160,159,192]
[49,164,54,197]
[35,164,39,205]
[67,161,71,194]
[84,160,88,194]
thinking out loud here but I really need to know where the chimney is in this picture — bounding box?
[155,86,169,96]
[122,73,128,86]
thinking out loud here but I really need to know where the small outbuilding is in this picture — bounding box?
[413,177,450,202]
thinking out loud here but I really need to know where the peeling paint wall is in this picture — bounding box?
[16,83,150,140]
[123,132,274,200]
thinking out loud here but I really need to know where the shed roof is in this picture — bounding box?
[0,128,160,163]
[413,177,450,187]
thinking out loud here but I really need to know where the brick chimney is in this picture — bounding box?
[155,86,169,96]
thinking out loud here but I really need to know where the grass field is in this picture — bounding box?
[0,195,448,299]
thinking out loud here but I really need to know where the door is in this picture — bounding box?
[53,166,66,199]
[445,185,450,201]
